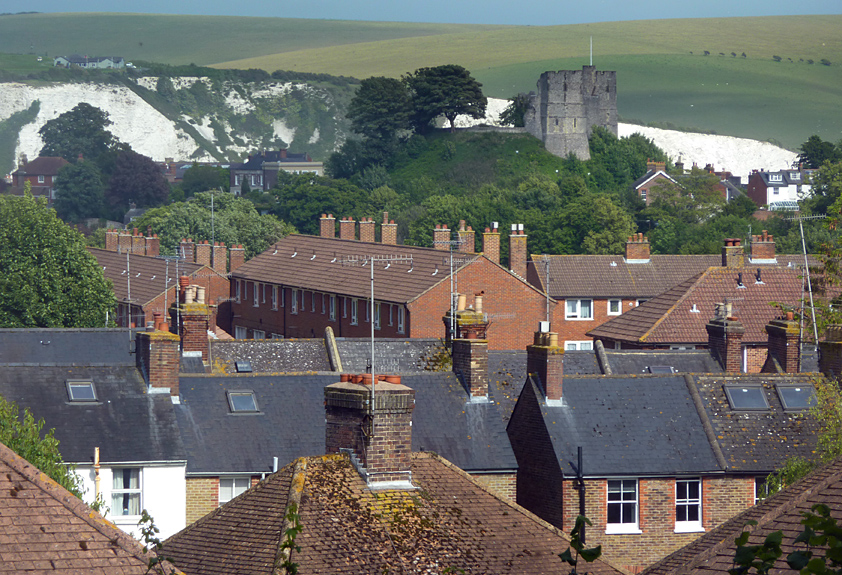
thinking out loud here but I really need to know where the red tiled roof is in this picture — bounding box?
[13,156,69,175]
[0,441,173,574]
[588,266,805,344]
[231,234,482,303]
[641,457,842,575]
[165,453,629,575]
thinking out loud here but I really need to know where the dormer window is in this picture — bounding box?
[769,174,783,182]
[776,385,816,411]
[227,391,259,413]
[66,380,96,402]
[724,385,769,410]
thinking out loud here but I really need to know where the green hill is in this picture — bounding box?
[0,13,840,148]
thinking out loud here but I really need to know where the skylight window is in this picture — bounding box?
[776,385,816,411]
[648,366,675,374]
[724,385,769,411]
[66,380,97,402]
[235,361,253,373]
[227,391,259,413]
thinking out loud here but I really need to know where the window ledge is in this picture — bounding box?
[605,526,642,535]
[565,317,595,321]
[674,525,705,534]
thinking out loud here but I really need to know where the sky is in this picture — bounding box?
[13,0,842,26]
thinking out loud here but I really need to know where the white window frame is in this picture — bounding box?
[565,341,593,351]
[565,299,593,320]
[389,305,394,326]
[607,299,622,316]
[675,478,704,533]
[253,329,265,340]
[38,175,45,183]
[261,284,266,304]
[397,307,405,333]
[272,286,278,310]
[351,299,358,325]
[291,289,299,314]
[321,293,326,315]
[365,300,370,323]
[234,174,241,186]
[235,326,247,339]
[329,295,337,321]
[253,283,259,307]
[219,477,251,505]
[343,297,347,318]
[640,189,647,201]
[310,291,316,312]
[111,468,142,518]
[235,280,242,303]
[606,479,641,534]
[374,302,381,330]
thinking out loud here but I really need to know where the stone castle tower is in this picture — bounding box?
[524,65,617,161]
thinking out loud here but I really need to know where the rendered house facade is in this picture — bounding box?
[746,168,814,207]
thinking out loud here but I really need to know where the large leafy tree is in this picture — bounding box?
[797,135,841,169]
[39,102,117,163]
[499,93,530,128]
[346,76,412,142]
[135,191,295,259]
[106,150,170,212]
[53,161,105,222]
[0,188,115,327]
[270,173,370,236]
[179,164,230,199]
[404,64,487,132]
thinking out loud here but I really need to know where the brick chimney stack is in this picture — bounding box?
[722,238,744,268]
[433,224,450,250]
[320,213,336,238]
[763,312,800,373]
[820,325,842,378]
[195,240,212,267]
[325,376,415,488]
[212,242,227,274]
[509,224,527,278]
[339,217,356,241]
[171,281,210,361]
[180,238,195,262]
[526,328,564,403]
[482,223,500,265]
[646,159,666,173]
[750,230,776,263]
[706,302,745,373]
[625,233,650,262]
[131,228,145,254]
[118,230,132,254]
[381,212,397,245]
[359,217,376,243]
[446,293,489,399]
[136,327,181,396]
[229,245,245,272]
[145,228,160,257]
[457,220,476,253]
[106,229,118,251]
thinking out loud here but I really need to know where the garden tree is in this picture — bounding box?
[797,135,841,169]
[499,93,530,127]
[587,127,669,194]
[404,64,487,132]
[722,194,760,219]
[346,76,412,141]
[134,191,295,259]
[39,102,117,163]
[270,172,370,236]
[105,150,171,213]
[179,164,230,199]
[557,193,636,254]
[0,395,83,498]
[642,167,725,227]
[355,164,393,192]
[0,188,115,328]
[53,160,105,222]
[801,160,842,216]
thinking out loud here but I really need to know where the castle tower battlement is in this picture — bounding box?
[524,66,617,160]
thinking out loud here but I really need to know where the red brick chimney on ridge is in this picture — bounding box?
[763,312,800,373]
[750,230,776,263]
[526,327,564,403]
[482,223,500,265]
[706,302,745,373]
[381,212,397,245]
[625,233,650,262]
[509,224,527,278]
[320,214,336,238]
[447,292,489,400]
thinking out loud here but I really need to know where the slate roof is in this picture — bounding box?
[89,248,207,307]
[523,375,721,476]
[604,349,723,375]
[0,441,165,575]
[12,156,69,175]
[530,254,808,299]
[641,456,842,575]
[488,350,528,422]
[751,169,815,187]
[0,328,136,365]
[587,266,806,344]
[335,338,444,373]
[210,339,331,373]
[175,372,516,476]
[233,150,312,170]
[232,234,480,303]
[164,452,627,575]
[692,373,820,472]
[631,169,677,190]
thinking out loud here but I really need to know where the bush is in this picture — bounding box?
[773,55,782,62]
[821,59,832,66]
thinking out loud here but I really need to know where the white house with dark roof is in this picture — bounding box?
[746,168,815,207]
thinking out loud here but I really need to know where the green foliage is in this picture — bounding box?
[270,173,369,236]
[39,102,117,163]
[798,136,842,170]
[346,76,411,141]
[277,502,303,575]
[499,93,530,127]
[105,150,171,213]
[405,64,487,132]
[0,395,83,497]
[0,191,115,328]
[53,161,105,222]
[760,457,817,499]
[138,509,178,574]
[179,164,230,198]
[134,191,294,259]
[730,521,783,575]
[0,100,39,174]
[558,516,603,575]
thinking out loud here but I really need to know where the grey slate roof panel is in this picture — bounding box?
[538,375,721,476]
[335,338,443,373]
[0,328,136,365]
[0,365,185,464]
[488,350,528,423]
[605,350,724,375]
[563,350,602,374]
[211,339,331,373]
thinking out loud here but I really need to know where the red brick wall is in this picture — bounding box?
[745,346,768,373]
[186,477,219,524]
[136,330,180,395]
[552,297,638,347]
[746,173,768,206]
[472,472,516,502]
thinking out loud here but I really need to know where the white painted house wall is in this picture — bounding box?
[77,463,187,540]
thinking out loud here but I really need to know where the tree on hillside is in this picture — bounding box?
[499,93,530,128]
[797,135,841,169]
[53,161,105,222]
[346,76,412,142]
[105,150,170,213]
[179,164,230,199]
[135,191,295,259]
[404,65,487,132]
[39,102,117,163]
[270,172,370,236]
[801,160,842,216]
[558,194,636,255]
[0,188,115,328]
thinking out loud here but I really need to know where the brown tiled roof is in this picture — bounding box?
[164,453,629,575]
[587,266,805,344]
[0,441,172,574]
[13,156,69,175]
[641,456,842,575]
[89,248,208,306]
[231,235,482,303]
[531,254,810,299]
